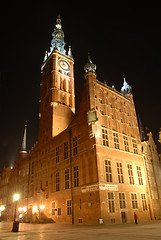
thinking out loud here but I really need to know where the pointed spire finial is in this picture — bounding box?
[21,121,27,153]
[68,43,72,57]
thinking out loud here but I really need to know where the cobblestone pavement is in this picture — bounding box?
[1,221,161,240]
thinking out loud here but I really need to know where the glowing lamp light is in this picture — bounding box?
[18,207,22,212]
[0,206,5,211]
[40,205,45,210]
[23,206,27,212]
[33,206,38,214]
[13,194,20,201]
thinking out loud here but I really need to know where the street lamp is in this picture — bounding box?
[12,193,20,232]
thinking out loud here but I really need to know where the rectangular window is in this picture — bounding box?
[56,172,60,191]
[117,162,124,184]
[108,192,115,213]
[67,200,72,215]
[64,141,68,159]
[102,128,109,147]
[131,193,138,209]
[127,164,134,184]
[119,193,126,209]
[105,160,113,183]
[74,165,79,187]
[141,194,148,211]
[136,166,143,185]
[58,208,61,215]
[123,135,129,152]
[51,202,56,215]
[56,146,59,163]
[65,169,69,189]
[132,138,138,154]
[113,132,120,149]
[73,136,78,156]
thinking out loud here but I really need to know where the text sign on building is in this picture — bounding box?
[81,184,118,193]
[99,184,118,191]
[81,185,99,193]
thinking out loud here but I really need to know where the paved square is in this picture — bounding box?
[1,221,161,240]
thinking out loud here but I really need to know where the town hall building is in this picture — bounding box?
[1,15,161,225]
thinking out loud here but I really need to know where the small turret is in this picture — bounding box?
[84,54,96,74]
[121,74,132,95]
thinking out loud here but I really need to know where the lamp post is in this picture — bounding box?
[12,193,20,232]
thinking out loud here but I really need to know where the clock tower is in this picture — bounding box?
[38,15,75,142]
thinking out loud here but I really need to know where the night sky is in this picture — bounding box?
[0,6,161,172]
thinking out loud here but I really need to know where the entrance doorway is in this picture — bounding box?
[121,212,127,223]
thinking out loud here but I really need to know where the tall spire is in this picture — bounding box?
[138,115,147,142]
[21,121,27,153]
[51,14,66,54]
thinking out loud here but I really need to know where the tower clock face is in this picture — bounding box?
[58,59,71,72]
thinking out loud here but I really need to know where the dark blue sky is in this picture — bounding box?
[0,5,161,171]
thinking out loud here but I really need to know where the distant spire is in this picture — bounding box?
[138,115,147,142]
[21,121,27,152]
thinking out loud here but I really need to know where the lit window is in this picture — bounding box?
[65,169,69,189]
[113,132,120,149]
[117,162,124,184]
[119,193,126,209]
[127,164,134,184]
[102,128,109,147]
[105,160,113,183]
[132,138,138,154]
[51,202,56,215]
[67,200,72,215]
[74,166,79,187]
[123,135,129,152]
[56,172,60,191]
[108,192,115,213]
[141,194,148,211]
[136,166,143,185]
[131,193,138,209]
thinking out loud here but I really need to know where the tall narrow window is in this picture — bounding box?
[102,128,109,147]
[108,192,115,213]
[127,164,134,184]
[65,169,69,189]
[56,172,60,191]
[123,136,129,152]
[131,193,138,209]
[132,138,138,154]
[117,162,124,183]
[119,193,126,209]
[67,200,72,215]
[64,141,68,159]
[105,160,113,183]
[73,136,78,156]
[74,165,79,187]
[51,202,56,215]
[56,146,59,163]
[136,166,143,185]
[141,194,148,211]
[113,132,120,149]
